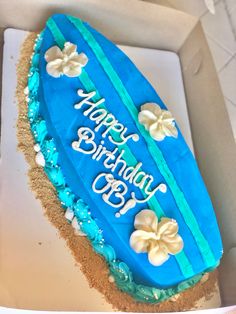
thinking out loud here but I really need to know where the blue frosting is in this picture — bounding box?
[25,14,223,302]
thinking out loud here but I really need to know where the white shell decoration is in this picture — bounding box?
[33,143,41,153]
[65,208,74,222]
[35,151,45,167]
[71,217,86,236]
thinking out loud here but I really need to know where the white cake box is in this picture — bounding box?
[0,0,236,312]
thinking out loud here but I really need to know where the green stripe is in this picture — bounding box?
[46,19,65,48]
[67,15,216,268]
[46,18,195,277]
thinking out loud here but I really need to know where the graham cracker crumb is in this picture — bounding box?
[16,32,219,312]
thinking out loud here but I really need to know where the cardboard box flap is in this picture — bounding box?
[179,21,236,307]
[0,0,198,51]
[179,22,236,249]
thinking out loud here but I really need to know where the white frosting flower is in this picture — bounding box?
[34,144,45,167]
[45,42,88,78]
[130,210,183,266]
[138,103,178,141]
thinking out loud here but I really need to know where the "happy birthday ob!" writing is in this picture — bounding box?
[72,89,167,218]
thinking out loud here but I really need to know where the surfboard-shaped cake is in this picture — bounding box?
[17,13,223,310]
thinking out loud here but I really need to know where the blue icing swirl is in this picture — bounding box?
[58,187,75,208]
[28,71,39,95]
[110,261,133,285]
[31,119,47,145]
[80,220,100,241]
[93,243,116,262]
[44,167,65,187]
[25,31,206,304]
[135,286,161,302]
[41,139,59,166]
[74,199,90,220]
[28,100,40,123]
[31,53,40,67]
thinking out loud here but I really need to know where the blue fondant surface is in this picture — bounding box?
[37,13,223,288]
